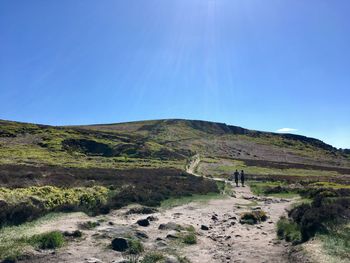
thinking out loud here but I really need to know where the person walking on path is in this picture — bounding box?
[240,170,245,187]
[234,170,239,187]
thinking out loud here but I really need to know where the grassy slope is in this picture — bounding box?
[1,119,349,171]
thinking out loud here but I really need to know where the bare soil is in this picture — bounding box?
[19,183,295,263]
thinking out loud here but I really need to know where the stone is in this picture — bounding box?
[137,218,150,227]
[164,255,180,263]
[111,237,129,252]
[135,231,149,239]
[86,258,103,263]
[166,230,179,239]
[201,225,209,230]
[158,222,181,231]
[211,215,218,221]
[147,215,159,221]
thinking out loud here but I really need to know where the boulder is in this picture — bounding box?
[158,222,182,231]
[166,230,179,239]
[137,218,150,227]
[111,237,129,252]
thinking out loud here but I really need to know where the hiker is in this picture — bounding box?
[234,169,239,187]
[240,170,245,187]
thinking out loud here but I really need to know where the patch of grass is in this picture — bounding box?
[319,225,350,260]
[310,182,350,189]
[0,186,110,227]
[79,221,100,230]
[31,231,64,249]
[240,210,267,225]
[277,217,302,244]
[202,158,341,178]
[0,212,82,260]
[160,192,224,209]
[249,181,286,195]
[182,232,197,245]
[127,238,144,255]
[140,252,164,263]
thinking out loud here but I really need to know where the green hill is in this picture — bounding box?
[1,118,349,172]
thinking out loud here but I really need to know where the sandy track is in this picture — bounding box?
[21,182,294,263]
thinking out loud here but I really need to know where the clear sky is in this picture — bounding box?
[1,0,349,148]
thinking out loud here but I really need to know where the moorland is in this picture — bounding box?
[0,119,349,262]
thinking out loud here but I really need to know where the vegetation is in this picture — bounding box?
[182,232,197,245]
[0,212,76,260]
[0,170,218,227]
[318,225,350,260]
[127,238,144,255]
[240,210,267,225]
[31,231,65,249]
[277,217,302,244]
[140,252,164,263]
[0,186,110,227]
[277,188,350,245]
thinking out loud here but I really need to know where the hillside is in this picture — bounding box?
[1,118,350,172]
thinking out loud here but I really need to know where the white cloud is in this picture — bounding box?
[276,128,298,133]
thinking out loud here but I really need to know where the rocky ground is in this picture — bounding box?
[19,183,295,263]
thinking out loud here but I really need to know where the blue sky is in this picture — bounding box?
[1,0,349,148]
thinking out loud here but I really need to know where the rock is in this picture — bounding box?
[99,226,134,239]
[135,231,149,239]
[63,230,83,238]
[86,258,103,263]
[137,218,150,227]
[108,221,114,225]
[158,222,182,231]
[164,255,180,263]
[211,215,218,221]
[111,237,129,252]
[201,225,209,230]
[166,230,179,239]
[147,215,158,221]
[230,221,236,226]
[156,241,168,247]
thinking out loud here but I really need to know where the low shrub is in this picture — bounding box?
[277,217,302,244]
[127,238,144,254]
[31,231,64,249]
[182,232,197,245]
[282,189,350,243]
[240,210,267,225]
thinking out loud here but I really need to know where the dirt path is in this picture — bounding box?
[21,156,294,263]
[23,185,293,263]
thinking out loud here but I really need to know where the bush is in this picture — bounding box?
[277,217,302,244]
[31,231,64,249]
[289,197,350,241]
[182,232,197,245]
[240,210,267,225]
[127,238,144,254]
